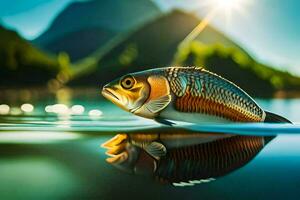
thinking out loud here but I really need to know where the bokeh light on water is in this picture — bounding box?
[49,104,70,115]
[21,103,34,113]
[0,104,10,115]
[88,109,103,120]
[45,105,53,113]
[70,105,85,115]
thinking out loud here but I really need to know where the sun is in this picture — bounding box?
[176,0,252,54]
[209,0,251,15]
[213,0,242,10]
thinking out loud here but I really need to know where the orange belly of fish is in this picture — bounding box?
[175,92,262,122]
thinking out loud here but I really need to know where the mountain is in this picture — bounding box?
[0,26,60,86]
[176,41,300,97]
[69,10,247,84]
[34,0,161,61]
[44,27,117,61]
[69,10,300,97]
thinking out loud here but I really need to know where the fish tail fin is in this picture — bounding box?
[264,111,292,123]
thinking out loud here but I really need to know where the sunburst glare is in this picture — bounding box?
[213,0,247,9]
[205,0,252,23]
[178,0,252,48]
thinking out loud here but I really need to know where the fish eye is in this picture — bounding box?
[121,75,135,89]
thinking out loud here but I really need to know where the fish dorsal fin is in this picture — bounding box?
[172,178,216,187]
[145,95,171,113]
[144,76,171,114]
[144,142,167,160]
[193,66,203,70]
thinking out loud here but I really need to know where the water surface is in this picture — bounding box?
[0,92,300,200]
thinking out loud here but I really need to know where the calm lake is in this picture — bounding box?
[0,88,300,200]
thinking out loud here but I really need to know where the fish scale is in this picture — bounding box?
[165,67,265,122]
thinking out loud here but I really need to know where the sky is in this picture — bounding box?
[0,0,300,75]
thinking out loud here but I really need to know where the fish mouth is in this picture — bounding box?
[102,87,120,101]
[101,134,129,164]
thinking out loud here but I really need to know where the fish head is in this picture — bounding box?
[102,73,150,113]
[102,70,172,118]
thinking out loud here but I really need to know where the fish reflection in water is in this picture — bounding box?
[101,131,274,186]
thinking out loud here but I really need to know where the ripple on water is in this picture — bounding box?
[0,113,299,136]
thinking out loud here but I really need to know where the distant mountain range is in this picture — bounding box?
[34,0,161,61]
[1,1,299,97]
[70,10,240,83]
[69,10,300,97]
[0,26,60,86]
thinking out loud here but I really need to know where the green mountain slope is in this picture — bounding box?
[33,0,161,61]
[44,27,117,61]
[0,26,60,86]
[70,10,300,97]
[70,10,236,84]
[176,41,300,97]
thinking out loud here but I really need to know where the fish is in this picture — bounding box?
[101,132,274,186]
[102,66,291,125]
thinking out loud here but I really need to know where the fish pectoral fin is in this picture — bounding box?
[172,178,216,187]
[144,141,167,160]
[154,117,175,126]
[145,95,171,114]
